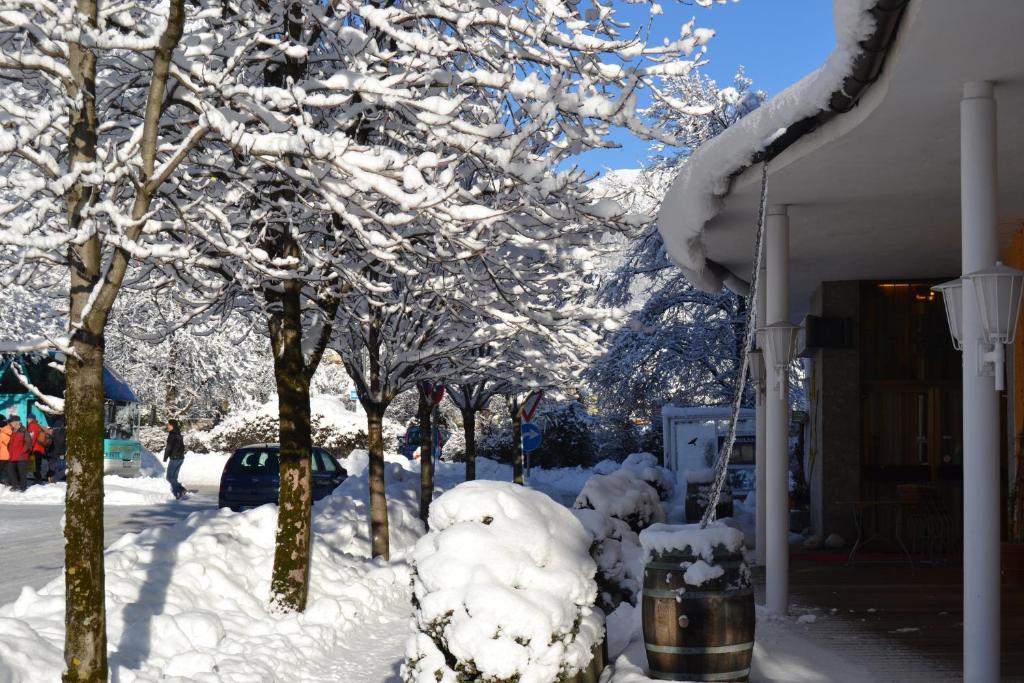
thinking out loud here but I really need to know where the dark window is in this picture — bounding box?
[317,449,338,473]
[716,436,756,464]
[228,449,279,475]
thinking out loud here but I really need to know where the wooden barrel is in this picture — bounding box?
[565,625,606,683]
[642,545,754,682]
[684,484,733,523]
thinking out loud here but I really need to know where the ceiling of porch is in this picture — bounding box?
[702,0,1024,320]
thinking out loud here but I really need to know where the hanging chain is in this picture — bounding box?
[700,161,769,528]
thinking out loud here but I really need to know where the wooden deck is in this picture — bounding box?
[752,559,1024,681]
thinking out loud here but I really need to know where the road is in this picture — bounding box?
[0,490,218,605]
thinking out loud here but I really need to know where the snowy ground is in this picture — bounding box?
[0,447,945,682]
[0,493,217,605]
[0,476,179,506]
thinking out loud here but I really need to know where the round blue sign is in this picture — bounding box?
[521,422,542,452]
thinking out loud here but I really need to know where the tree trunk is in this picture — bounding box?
[63,337,108,682]
[462,407,476,481]
[365,403,390,559]
[418,387,434,523]
[268,281,314,613]
[512,409,524,485]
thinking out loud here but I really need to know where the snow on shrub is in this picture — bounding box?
[572,508,644,613]
[404,481,603,683]
[186,395,401,456]
[0,456,425,681]
[573,469,665,533]
[619,452,675,501]
[592,458,620,476]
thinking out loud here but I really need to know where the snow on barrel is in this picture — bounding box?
[638,522,754,682]
[403,481,604,683]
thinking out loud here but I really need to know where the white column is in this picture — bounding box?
[755,261,768,566]
[961,80,1000,683]
[765,205,790,615]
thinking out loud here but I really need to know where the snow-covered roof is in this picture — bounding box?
[654,0,1024,321]
[656,0,883,286]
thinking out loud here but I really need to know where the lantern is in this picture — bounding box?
[758,322,800,399]
[930,278,963,351]
[962,262,1024,391]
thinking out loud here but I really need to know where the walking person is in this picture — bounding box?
[26,414,51,484]
[0,414,10,488]
[163,419,187,499]
[5,415,33,492]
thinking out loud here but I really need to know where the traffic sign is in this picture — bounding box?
[521,421,542,452]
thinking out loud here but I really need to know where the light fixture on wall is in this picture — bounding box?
[930,278,963,350]
[748,348,766,393]
[758,322,800,400]
[962,261,1024,391]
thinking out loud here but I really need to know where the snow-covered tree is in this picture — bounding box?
[588,69,765,427]
[0,0,218,673]
[105,292,274,420]
[2,0,728,646]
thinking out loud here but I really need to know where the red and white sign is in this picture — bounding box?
[420,381,446,406]
[521,389,544,421]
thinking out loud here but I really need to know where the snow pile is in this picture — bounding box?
[0,459,425,681]
[574,468,665,532]
[572,508,644,613]
[638,521,745,563]
[684,467,717,485]
[593,458,621,475]
[185,394,401,455]
[138,447,165,477]
[655,0,880,279]
[404,481,602,683]
[682,559,725,587]
[0,476,175,506]
[619,452,675,501]
[176,452,232,489]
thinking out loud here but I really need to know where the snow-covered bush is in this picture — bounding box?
[185,395,401,456]
[572,509,644,613]
[593,459,621,476]
[404,481,602,683]
[439,426,466,462]
[138,425,170,453]
[620,452,676,501]
[574,469,665,533]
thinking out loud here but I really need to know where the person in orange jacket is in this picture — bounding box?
[26,415,51,484]
[0,414,10,488]
[5,414,33,492]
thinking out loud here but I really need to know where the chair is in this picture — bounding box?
[897,484,952,564]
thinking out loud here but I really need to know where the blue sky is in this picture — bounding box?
[579,1,837,174]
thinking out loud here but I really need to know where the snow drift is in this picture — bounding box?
[0,455,425,682]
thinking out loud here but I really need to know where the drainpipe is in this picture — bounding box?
[961,80,1000,683]
[765,205,790,615]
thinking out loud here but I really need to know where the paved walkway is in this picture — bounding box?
[0,492,218,604]
[756,559,1024,682]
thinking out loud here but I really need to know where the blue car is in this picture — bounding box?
[218,443,347,511]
